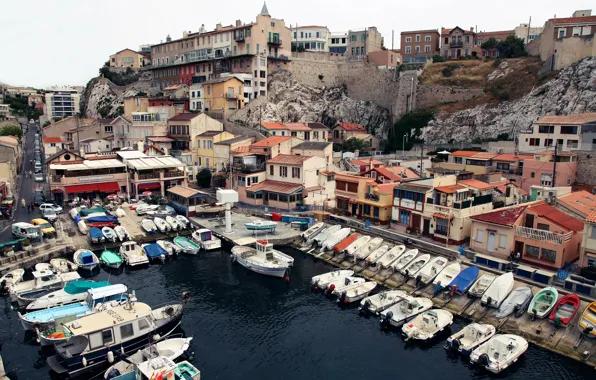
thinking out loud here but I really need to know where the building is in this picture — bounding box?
[43,137,65,158]
[44,88,81,120]
[347,133,381,153]
[367,50,401,68]
[350,158,383,174]
[292,26,330,52]
[123,97,149,120]
[514,23,543,44]
[196,131,235,170]
[519,113,596,153]
[291,141,333,164]
[363,165,420,183]
[70,118,115,151]
[557,190,596,219]
[329,32,348,54]
[166,112,223,166]
[214,135,256,172]
[335,173,377,216]
[339,180,400,224]
[347,27,383,58]
[121,151,188,197]
[441,27,477,59]
[167,185,209,217]
[521,151,578,191]
[580,211,596,268]
[42,116,96,149]
[109,49,146,69]
[474,30,515,57]
[0,104,10,119]
[331,122,367,144]
[400,30,440,63]
[247,135,298,160]
[202,76,245,120]
[434,151,534,179]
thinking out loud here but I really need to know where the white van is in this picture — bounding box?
[11,223,40,239]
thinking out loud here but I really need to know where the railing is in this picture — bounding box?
[365,193,380,202]
[138,172,160,180]
[433,204,454,216]
[232,163,265,173]
[450,40,464,48]
[225,93,238,99]
[164,170,185,178]
[515,226,572,244]
[268,54,290,61]
[235,34,245,43]
[268,38,282,45]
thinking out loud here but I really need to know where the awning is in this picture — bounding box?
[348,199,359,204]
[138,182,161,190]
[432,212,453,220]
[65,184,98,193]
[97,182,120,192]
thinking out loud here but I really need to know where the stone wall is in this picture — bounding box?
[416,84,484,110]
[553,35,596,71]
[576,151,596,186]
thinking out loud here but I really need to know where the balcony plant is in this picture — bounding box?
[22,239,32,251]
[4,246,14,256]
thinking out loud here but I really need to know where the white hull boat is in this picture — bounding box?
[0,268,25,289]
[344,235,371,256]
[50,258,78,274]
[175,215,190,229]
[301,222,325,240]
[231,242,290,278]
[416,256,448,285]
[26,280,110,311]
[35,263,52,272]
[311,270,354,290]
[445,323,496,355]
[391,249,419,272]
[326,276,365,296]
[101,227,118,243]
[496,286,533,318]
[433,262,461,286]
[376,245,406,268]
[153,217,170,233]
[114,226,130,241]
[468,273,497,298]
[365,245,390,265]
[136,204,159,215]
[401,253,431,277]
[336,281,377,304]
[469,334,528,374]
[165,216,182,231]
[353,237,383,260]
[359,290,407,314]
[157,240,179,256]
[402,309,454,341]
[192,228,222,251]
[320,228,351,252]
[11,271,81,306]
[481,272,514,308]
[380,296,433,328]
[73,249,99,272]
[119,241,149,266]
[141,219,158,234]
[312,225,341,246]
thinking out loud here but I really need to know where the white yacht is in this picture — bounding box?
[26,280,111,311]
[10,270,81,305]
[401,309,454,341]
[469,334,528,374]
[119,241,150,267]
[231,241,291,278]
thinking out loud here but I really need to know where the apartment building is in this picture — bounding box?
[202,76,245,120]
[123,96,149,120]
[329,32,348,54]
[367,50,401,68]
[335,173,377,216]
[292,26,330,52]
[514,23,543,44]
[166,113,223,166]
[123,153,188,198]
[214,135,255,172]
[0,104,10,120]
[518,113,596,153]
[45,88,81,120]
[43,137,65,158]
[400,30,440,63]
[441,26,477,58]
[521,151,578,191]
[291,141,333,164]
[580,211,596,268]
[109,48,146,69]
[196,131,235,170]
[347,27,383,58]
[331,122,367,144]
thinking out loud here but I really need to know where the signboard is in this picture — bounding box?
[79,175,114,182]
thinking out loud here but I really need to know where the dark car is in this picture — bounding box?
[0,204,12,218]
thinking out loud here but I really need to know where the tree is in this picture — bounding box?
[432,54,445,63]
[342,138,370,153]
[0,125,22,138]
[212,174,227,188]
[481,37,499,51]
[43,121,51,128]
[497,35,527,58]
[196,168,212,188]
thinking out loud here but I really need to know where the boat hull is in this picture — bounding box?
[232,252,288,278]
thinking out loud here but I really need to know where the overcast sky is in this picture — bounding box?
[0,1,592,88]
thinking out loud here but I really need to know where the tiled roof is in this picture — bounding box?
[168,113,200,122]
[351,159,383,166]
[167,185,203,198]
[215,136,253,145]
[435,184,467,194]
[470,152,499,160]
[586,211,596,223]
[246,180,303,194]
[551,16,596,25]
[198,131,225,137]
[493,153,534,162]
[432,212,453,220]
[536,150,577,157]
[376,182,400,194]
[231,146,250,153]
[458,179,493,190]
[338,122,366,131]
[450,150,481,157]
[370,166,418,180]
[261,122,287,130]
[470,205,527,226]
[266,154,313,164]
[558,190,596,217]
[527,204,584,232]
[284,122,311,131]
[536,113,596,125]
[163,84,187,90]
[401,29,440,34]
[44,137,62,143]
[250,136,291,147]
[441,26,474,35]
[308,122,328,130]
[97,118,115,124]
[293,141,331,150]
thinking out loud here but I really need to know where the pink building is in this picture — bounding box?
[520,151,577,191]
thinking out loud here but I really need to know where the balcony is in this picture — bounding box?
[268,38,282,45]
[450,40,464,48]
[164,170,185,179]
[225,92,238,99]
[137,172,160,180]
[365,193,380,202]
[515,226,572,245]
[235,34,245,43]
[268,54,290,61]
[230,163,266,173]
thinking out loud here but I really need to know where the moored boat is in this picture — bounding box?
[468,273,497,298]
[89,227,106,244]
[74,249,100,271]
[496,286,533,318]
[433,262,461,287]
[445,323,496,355]
[312,225,341,246]
[578,301,596,337]
[141,219,158,234]
[549,293,581,326]
[311,270,354,290]
[391,249,418,272]
[325,229,355,253]
[100,249,123,269]
[231,241,291,279]
[244,219,277,231]
[326,276,365,296]
[365,245,390,265]
[379,296,433,328]
[26,280,111,311]
[13,270,82,306]
[376,245,406,268]
[173,237,200,255]
[119,241,149,267]
[175,215,190,229]
[469,334,528,374]
[336,281,377,304]
[101,226,118,242]
[50,258,78,273]
[416,256,448,285]
[401,253,430,277]
[191,228,222,251]
[359,290,407,314]
[481,272,514,308]
[142,243,168,263]
[157,240,179,256]
[153,217,170,233]
[401,309,453,341]
[353,237,383,260]
[344,235,371,256]
[301,222,325,240]
[0,268,25,291]
[527,286,559,319]
[114,225,130,241]
[165,215,182,231]
[447,265,479,296]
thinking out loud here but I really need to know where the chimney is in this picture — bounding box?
[235,19,242,27]
[216,23,222,31]
[470,27,474,32]
[183,31,189,38]
[166,34,172,42]
[199,24,206,34]
[163,147,168,156]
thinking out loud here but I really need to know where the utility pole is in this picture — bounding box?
[552,143,558,187]
[419,141,424,178]
[228,147,233,190]
[392,30,394,50]
[526,17,532,44]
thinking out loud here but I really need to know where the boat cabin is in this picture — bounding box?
[121,241,140,253]
[195,229,213,242]
[85,284,130,309]
[256,240,275,260]
[31,270,59,286]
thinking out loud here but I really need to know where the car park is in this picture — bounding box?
[39,203,63,214]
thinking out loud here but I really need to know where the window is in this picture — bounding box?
[566,140,579,148]
[138,319,150,330]
[499,234,507,248]
[405,37,412,43]
[541,248,557,262]
[591,225,596,239]
[405,46,411,54]
[415,46,420,53]
[496,162,510,170]
[373,207,379,217]
[89,329,113,349]
[291,167,300,178]
[425,45,431,53]
[476,229,485,243]
[544,139,553,147]
[50,143,56,147]
[465,35,470,43]
[416,35,420,42]
[572,27,581,36]
[526,245,540,258]
[208,141,212,149]
[582,26,592,35]
[120,323,134,339]
[104,125,113,133]
[269,165,274,175]
[560,125,578,134]
[280,166,288,177]
[529,138,540,146]
[540,173,553,187]
[530,172,535,178]
[538,125,554,133]
[536,223,550,231]
[435,218,448,235]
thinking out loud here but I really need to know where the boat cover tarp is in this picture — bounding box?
[102,250,122,264]
[143,244,167,258]
[80,207,107,217]
[74,215,82,224]
[448,265,479,294]
[80,251,95,264]
[87,216,118,223]
[64,280,110,295]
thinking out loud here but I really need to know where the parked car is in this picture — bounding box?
[41,208,58,223]
[1,204,13,218]
[34,193,45,206]
[11,222,40,239]
[1,195,15,206]
[34,173,44,182]
[30,218,56,236]
[39,203,63,214]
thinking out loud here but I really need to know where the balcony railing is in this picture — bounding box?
[515,226,572,245]
[138,172,160,180]
[450,40,464,47]
[235,34,245,43]
[268,38,282,45]
[225,93,238,99]
[164,170,185,178]
[268,54,290,61]
[365,193,380,202]
[230,163,265,173]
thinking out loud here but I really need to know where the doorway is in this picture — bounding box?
[423,219,430,235]
[263,193,269,205]
[525,214,534,228]
[412,214,421,232]
[515,241,524,256]
[487,231,497,252]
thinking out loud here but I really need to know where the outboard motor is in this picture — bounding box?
[380,311,393,328]
[531,308,537,321]
[415,275,422,286]
[181,291,191,304]
[476,353,490,367]
[359,299,371,313]
[325,283,336,296]
[338,291,348,304]
[449,338,461,352]
[311,280,319,291]
[0,280,7,296]
[106,368,122,379]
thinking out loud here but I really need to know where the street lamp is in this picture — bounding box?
[402,135,408,157]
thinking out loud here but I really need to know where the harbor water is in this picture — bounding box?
[0,245,592,379]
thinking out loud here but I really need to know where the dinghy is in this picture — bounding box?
[326,276,365,296]
[433,262,461,286]
[481,272,514,308]
[527,286,558,319]
[114,225,130,241]
[0,268,25,289]
[379,296,433,328]
[135,204,159,215]
[165,215,182,231]
[119,241,149,266]
[301,222,325,240]
[313,225,341,246]
[101,226,117,243]
[416,256,448,285]
[376,245,406,268]
[192,228,222,251]
[392,249,418,272]
[401,253,430,277]
[578,302,596,338]
[365,245,390,265]
[359,290,407,314]
[336,281,377,304]
[326,230,357,253]
[107,356,200,380]
[344,235,371,256]
[142,243,168,263]
[175,215,190,229]
[549,293,581,326]
[173,236,200,255]
[26,280,111,311]
[402,309,453,341]
[470,334,528,374]
[496,286,533,318]
[468,273,496,298]
[311,270,354,290]
[157,240,179,256]
[89,227,105,244]
[153,217,170,233]
[100,249,123,269]
[141,218,158,234]
[50,258,78,273]
[353,237,383,260]
[447,265,479,295]
[231,241,291,279]
[73,249,99,271]
[445,323,496,355]
[35,263,53,272]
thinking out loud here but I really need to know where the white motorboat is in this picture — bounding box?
[114,225,130,241]
[320,228,351,252]
[496,286,533,318]
[469,334,528,374]
[157,240,179,256]
[359,290,408,314]
[391,249,419,272]
[165,215,182,231]
[101,227,118,243]
[401,253,431,277]
[312,225,341,246]
[73,249,99,272]
[175,215,190,229]
[192,228,222,251]
[35,263,52,272]
[154,217,170,233]
[445,323,496,355]
[326,276,365,296]
[353,237,383,260]
[141,218,158,234]
[311,270,354,290]
[231,241,291,278]
[379,296,434,328]
[244,219,277,231]
[50,258,78,274]
[103,337,193,379]
[0,268,25,289]
[26,279,111,311]
[433,262,461,286]
[468,273,497,298]
[402,309,454,341]
[376,245,406,268]
[119,241,149,266]
[301,222,325,240]
[416,256,448,285]
[481,272,514,308]
[113,357,200,380]
[10,270,81,306]
[336,281,377,304]
[365,245,390,265]
[344,235,371,256]
[136,204,159,215]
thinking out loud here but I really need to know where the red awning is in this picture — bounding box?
[65,184,99,193]
[138,183,161,190]
[97,182,120,192]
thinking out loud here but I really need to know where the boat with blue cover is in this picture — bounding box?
[101,249,123,269]
[447,265,479,295]
[89,227,106,244]
[142,243,168,263]
[26,280,111,311]
[74,249,100,271]
[87,215,119,224]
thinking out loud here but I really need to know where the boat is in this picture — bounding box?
[322,229,353,252]
[469,334,528,374]
[89,227,106,244]
[326,276,365,296]
[80,207,107,217]
[481,272,514,308]
[192,228,222,251]
[391,249,418,272]
[336,281,377,304]
[74,249,100,271]
[100,249,123,269]
[119,241,149,266]
[231,240,291,278]
[135,204,159,215]
[496,286,533,318]
[379,296,434,328]
[173,237,200,255]
[157,240,179,256]
[142,244,168,263]
[312,225,341,246]
[447,265,479,296]
[311,270,354,290]
[101,226,118,243]
[353,237,383,260]
[376,245,406,268]
[46,295,189,378]
[578,302,596,338]
[87,215,119,224]
[416,256,448,285]
[106,357,200,380]
[26,280,111,311]
[0,268,25,293]
[103,337,193,379]
[244,219,277,231]
[359,290,407,314]
[433,262,461,287]
[402,309,454,341]
[50,258,78,273]
[527,287,559,319]
[114,226,130,241]
[19,284,130,331]
[344,235,371,256]
[141,219,158,234]
[549,293,581,326]
[153,217,170,233]
[468,273,497,298]
[165,215,182,231]
[301,222,325,240]
[35,263,52,272]
[175,215,190,229]
[10,270,81,305]
[401,253,430,277]
[445,323,496,355]
[365,245,390,265]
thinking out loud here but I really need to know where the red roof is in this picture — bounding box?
[351,159,383,166]
[261,122,287,130]
[551,15,596,25]
[527,204,584,232]
[435,184,467,194]
[266,154,313,164]
[284,122,311,131]
[470,205,527,226]
[338,122,366,131]
[246,180,302,194]
[251,136,292,147]
[458,179,493,190]
[450,150,481,158]
[44,137,62,143]
[168,113,199,122]
[493,153,534,162]
[586,211,596,223]
[369,166,419,181]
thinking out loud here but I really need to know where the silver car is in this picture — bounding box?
[39,203,63,213]
[34,173,44,182]
[41,208,58,223]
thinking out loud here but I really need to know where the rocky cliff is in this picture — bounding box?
[423,57,596,143]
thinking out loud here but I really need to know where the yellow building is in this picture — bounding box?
[196,131,235,169]
[123,97,149,120]
[109,48,145,69]
[356,182,400,224]
[203,77,245,120]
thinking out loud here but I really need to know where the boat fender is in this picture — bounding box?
[326,284,336,294]
[476,353,490,367]
[153,334,161,341]
[82,356,87,367]
[107,351,114,363]
[311,280,319,291]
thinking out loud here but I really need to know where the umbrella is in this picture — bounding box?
[142,191,152,196]
[438,150,451,154]
[107,194,118,199]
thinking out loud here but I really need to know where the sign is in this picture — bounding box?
[79,175,114,182]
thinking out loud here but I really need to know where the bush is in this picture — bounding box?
[318,74,324,80]
[432,55,445,63]
[212,174,227,188]
[0,125,22,139]
[492,58,503,68]
[22,239,30,247]
[441,64,460,78]
[196,168,212,188]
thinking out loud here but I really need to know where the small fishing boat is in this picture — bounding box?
[100,249,123,269]
[379,296,433,328]
[114,225,130,241]
[433,262,461,287]
[101,226,118,243]
[173,236,200,255]
[142,243,168,263]
[107,357,200,380]
[344,235,371,256]
[401,253,430,277]
[89,227,105,244]
[301,222,325,240]
[153,217,170,233]
[527,286,559,319]
[175,215,190,229]
[496,286,533,318]
[402,309,454,341]
[365,245,390,265]
[0,268,25,292]
[192,228,222,251]
[26,280,109,311]
[549,293,581,326]
[470,334,528,374]
[416,256,448,285]
[359,290,407,314]
[50,258,78,274]
[311,270,354,290]
[157,240,179,256]
[391,249,418,272]
[231,240,291,279]
[165,215,182,231]
[244,219,277,231]
[135,204,159,215]
[376,245,406,268]
[119,241,149,266]
[35,263,52,272]
[447,265,479,296]
[578,302,596,338]
[326,230,356,253]
[326,276,365,296]
[445,323,496,355]
[336,281,377,304]
[73,249,99,271]
[141,218,158,234]
[312,225,341,246]
[481,272,514,308]
[353,237,383,260]
[468,273,497,298]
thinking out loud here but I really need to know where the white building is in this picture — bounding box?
[329,32,348,54]
[518,113,596,153]
[292,26,330,52]
[0,104,10,119]
[44,88,81,120]
[514,23,543,44]
[190,83,204,112]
